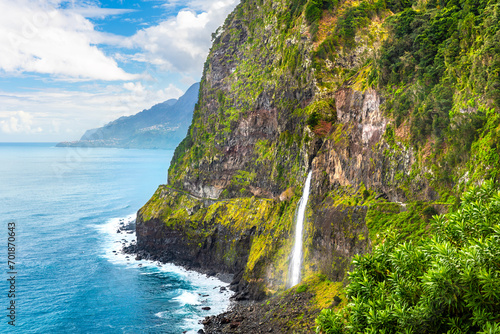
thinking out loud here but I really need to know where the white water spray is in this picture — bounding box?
[288,170,312,288]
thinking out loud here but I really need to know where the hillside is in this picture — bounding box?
[57,83,199,149]
[134,0,500,332]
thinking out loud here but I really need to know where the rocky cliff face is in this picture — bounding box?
[312,87,436,203]
[134,0,468,311]
[167,1,318,200]
[133,0,500,332]
[134,0,395,305]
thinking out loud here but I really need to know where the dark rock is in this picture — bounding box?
[230,291,249,301]
[202,307,211,311]
[230,321,241,329]
[203,289,319,333]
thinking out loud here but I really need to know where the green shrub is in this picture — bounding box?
[296,283,309,293]
[421,205,438,219]
[307,111,321,128]
[362,189,370,200]
[305,1,322,24]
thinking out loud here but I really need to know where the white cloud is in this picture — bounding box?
[123,81,146,94]
[122,81,183,102]
[159,83,184,100]
[0,110,42,134]
[128,0,238,75]
[161,0,184,8]
[0,0,239,80]
[0,0,138,81]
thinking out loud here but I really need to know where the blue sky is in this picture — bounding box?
[0,0,238,142]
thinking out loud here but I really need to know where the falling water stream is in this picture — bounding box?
[288,170,312,288]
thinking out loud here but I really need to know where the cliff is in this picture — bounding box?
[57,83,199,149]
[135,0,500,332]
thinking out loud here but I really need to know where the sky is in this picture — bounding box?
[0,0,239,142]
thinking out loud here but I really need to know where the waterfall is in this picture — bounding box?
[288,170,312,288]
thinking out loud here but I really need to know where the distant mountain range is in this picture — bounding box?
[57,82,199,149]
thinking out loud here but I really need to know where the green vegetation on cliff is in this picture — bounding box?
[138,185,309,292]
[316,181,500,334]
[312,0,500,331]
[168,0,316,196]
[376,0,500,193]
[301,0,500,200]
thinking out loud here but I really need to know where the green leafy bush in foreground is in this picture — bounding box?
[317,181,500,333]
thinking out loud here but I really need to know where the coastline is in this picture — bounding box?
[121,241,264,334]
[103,214,235,333]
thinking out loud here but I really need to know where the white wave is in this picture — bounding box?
[173,291,200,306]
[154,310,173,319]
[95,213,138,266]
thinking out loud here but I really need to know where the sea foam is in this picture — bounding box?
[96,214,233,333]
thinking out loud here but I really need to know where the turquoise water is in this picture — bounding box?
[0,143,230,333]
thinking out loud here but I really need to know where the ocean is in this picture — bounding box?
[0,143,231,333]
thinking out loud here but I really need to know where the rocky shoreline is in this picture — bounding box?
[119,246,245,334]
[117,221,246,333]
[122,231,324,334]
[201,287,330,333]
[122,242,235,285]
[121,234,326,334]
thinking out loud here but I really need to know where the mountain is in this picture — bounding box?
[132,1,500,332]
[57,83,200,149]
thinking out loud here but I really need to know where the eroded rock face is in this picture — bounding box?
[135,0,436,299]
[184,107,281,199]
[167,1,316,201]
[134,186,294,300]
[136,214,254,276]
[306,201,370,281]
[312,88,435,203]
